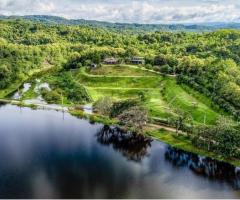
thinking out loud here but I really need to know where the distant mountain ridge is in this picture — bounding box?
[1,15,240,32]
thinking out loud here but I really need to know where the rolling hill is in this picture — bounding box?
[1,15,240,32]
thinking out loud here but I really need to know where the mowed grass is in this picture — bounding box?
[72,65,227,125]
[76,72,163,88]
[145,89,174,119]
[163,79,222,124]
[88,64,157,76]
[88,88,146,100]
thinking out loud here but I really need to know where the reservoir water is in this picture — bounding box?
[0,104,240,198]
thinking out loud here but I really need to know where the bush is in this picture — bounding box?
[67,84,91,103]
[93,97,113,116]
[160,64,172,74]
[110,99,140,118]
[40,88,61,104]
[118,106,148,132]
[145,64,152,69]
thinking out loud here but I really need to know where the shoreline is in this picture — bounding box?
[1,99,239,167]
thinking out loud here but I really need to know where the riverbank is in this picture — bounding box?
[43,106,240,167]
[1,99,240,167]
[146,130,240,167]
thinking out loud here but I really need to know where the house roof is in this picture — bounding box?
[104,57,118,62]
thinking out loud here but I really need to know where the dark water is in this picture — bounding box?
[0,104,240,198]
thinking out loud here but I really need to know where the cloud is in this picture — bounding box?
[0,0,239,23]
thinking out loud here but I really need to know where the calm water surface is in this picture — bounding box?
[0,104,240,198]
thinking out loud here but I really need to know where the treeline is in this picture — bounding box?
[0,39,70,90]
[0,15,219,32]
[0,39,43,88]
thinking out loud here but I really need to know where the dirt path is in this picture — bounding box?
[147,123,177,132]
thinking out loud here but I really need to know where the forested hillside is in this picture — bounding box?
[1,19,240,119]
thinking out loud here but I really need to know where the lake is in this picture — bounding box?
[0,104,240,198]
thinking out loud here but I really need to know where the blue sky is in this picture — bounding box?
[0,0,240,24]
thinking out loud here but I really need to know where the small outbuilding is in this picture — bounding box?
[131,57,145,65]
[104,57,118,65]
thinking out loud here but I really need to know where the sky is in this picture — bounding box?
[0,0,240,24]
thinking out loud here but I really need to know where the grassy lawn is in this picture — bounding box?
[145,89,174,119]
[88,87,145,100]
[76,73,163,88]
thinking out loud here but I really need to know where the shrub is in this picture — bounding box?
[67,84,91,103]
[110,99,140,118]
[160,64,172,74]
[40,88,61,104]
[93,97,113,116]
[118,106,148,132]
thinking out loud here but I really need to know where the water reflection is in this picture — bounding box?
[0,102,6,107]
[165,147,240,189]
[0,104,240,198]
[96,125,152,162]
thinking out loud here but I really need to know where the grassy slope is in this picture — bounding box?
[163,79,222,124]
[72,65,226,125]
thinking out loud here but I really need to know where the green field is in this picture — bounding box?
[71,65,227,125]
